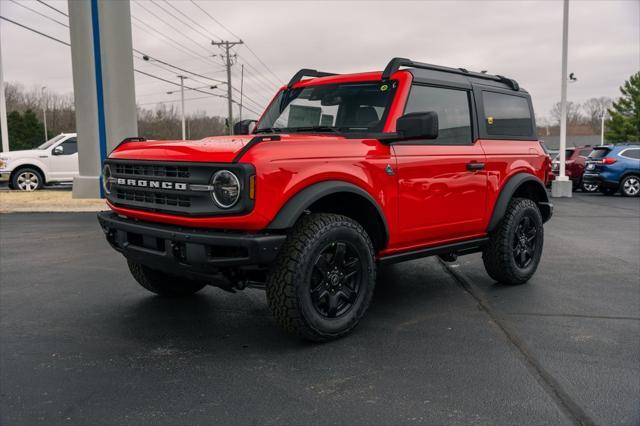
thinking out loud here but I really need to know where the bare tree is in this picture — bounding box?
[582,97,612,133]
[550,101,583,126]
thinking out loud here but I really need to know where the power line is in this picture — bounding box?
[133,50,226,85]
[0,15,70,46]
[154,0,222,41]
[9,0,68,27]
[189,0,284,85]
[35,0,67,17]
[133,1,213,58]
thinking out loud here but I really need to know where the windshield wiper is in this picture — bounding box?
[286,126,340,133]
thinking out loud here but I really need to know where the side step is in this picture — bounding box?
[378,237,488,266]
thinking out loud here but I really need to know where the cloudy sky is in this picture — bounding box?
[1,0,639,122]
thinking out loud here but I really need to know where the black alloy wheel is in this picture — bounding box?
[310,241,362,318]
[512,216,537,269]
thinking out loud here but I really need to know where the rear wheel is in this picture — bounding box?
[581,181,599,193]
[11,168,44,191]
[620,175,640,197]
[482,198,544,285]
[127,260,206,297]
[266,213,376,342]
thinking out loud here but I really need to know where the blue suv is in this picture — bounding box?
[583,144,640,197]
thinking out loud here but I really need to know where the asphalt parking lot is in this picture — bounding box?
[1,193,638,425]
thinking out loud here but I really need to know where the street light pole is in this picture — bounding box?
[178,75,186,140]
[41,86,48,141]
[551,0,573,198]
[239,64,244,122]
[0,34,9,152]
[600,111,607,146]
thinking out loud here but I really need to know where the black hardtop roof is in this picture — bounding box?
[288,57,527,94]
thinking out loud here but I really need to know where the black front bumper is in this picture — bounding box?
[97,211,286,276]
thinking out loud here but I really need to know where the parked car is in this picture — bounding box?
[0,133,78,191]
[551,146,596,192]
[98,57,552,341]
[583,144,640,197]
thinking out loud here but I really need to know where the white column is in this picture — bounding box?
[551,0,573,198]
[69,0,137,198]
[0,23,9,153]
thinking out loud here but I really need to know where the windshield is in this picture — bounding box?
[38,134,67,150]
[256,81,397,134]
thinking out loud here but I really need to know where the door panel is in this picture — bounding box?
[393,144,487,245]
[48,138,78,181]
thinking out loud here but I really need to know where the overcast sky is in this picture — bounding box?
[1,0,639,122]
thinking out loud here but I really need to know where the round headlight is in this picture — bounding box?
[211,170,240,208]
[102,164,112,195]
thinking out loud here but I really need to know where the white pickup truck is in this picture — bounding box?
[0,133,79,191]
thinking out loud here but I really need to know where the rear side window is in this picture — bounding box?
[589,148,610,160]
[579,149,592,158]
[482,91,533,137]
[404,85,472,144]
[620,148,640,159]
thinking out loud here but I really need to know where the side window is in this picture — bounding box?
[621,148,640,160]
[404,85,472,145]
[59,138,78,155]
[482,91,533,137]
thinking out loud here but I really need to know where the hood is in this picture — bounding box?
[1,149,46,160]
[108,133,346,163]
[109,135,257,163]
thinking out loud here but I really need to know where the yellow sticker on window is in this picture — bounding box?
[380,84,389,92]
[487,116,494,125]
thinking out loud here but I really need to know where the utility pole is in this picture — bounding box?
[211,40,243,134]
[41,86,48,142]
[239,64,244,122]
[551,0,573,198]
[0,32,9,152]
[178,75,186,140]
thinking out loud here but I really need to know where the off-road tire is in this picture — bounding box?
[482,198,544,285]
[11,167,44,191]
[127,260,206,297]
[266,213,376,342]
[620,175,640,197]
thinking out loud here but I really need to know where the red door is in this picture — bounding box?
[391,84,487,248]
[393,144,487,246]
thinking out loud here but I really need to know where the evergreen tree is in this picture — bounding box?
[605,72,640,143]
[7,110,46,151]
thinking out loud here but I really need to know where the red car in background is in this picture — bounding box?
[552,146,597,192]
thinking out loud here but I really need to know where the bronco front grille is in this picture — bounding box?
[104,160,255,217]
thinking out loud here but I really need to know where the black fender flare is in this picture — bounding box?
[267,180,389,244]
[487,173,552,233]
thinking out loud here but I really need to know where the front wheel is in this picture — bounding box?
[127,260,206,297]
[482,198,544,285]
[266,213,376,342]
[620,175,640,197]
[12,168,44,191]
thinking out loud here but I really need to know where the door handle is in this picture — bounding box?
[466,162,485,171]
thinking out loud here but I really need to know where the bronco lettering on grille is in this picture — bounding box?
[115,178,188,191]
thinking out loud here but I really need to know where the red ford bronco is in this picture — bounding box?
[98,58,552,341]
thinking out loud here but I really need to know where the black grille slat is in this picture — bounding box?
[114,163,190,179]
[115,189,191,207]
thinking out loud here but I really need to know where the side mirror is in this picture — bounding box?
[53,145,64,155]
[396,111,438,140]
[233,119,257,135]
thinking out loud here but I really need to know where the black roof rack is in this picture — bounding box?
[287,69,338,88]
[382,57,520,91]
